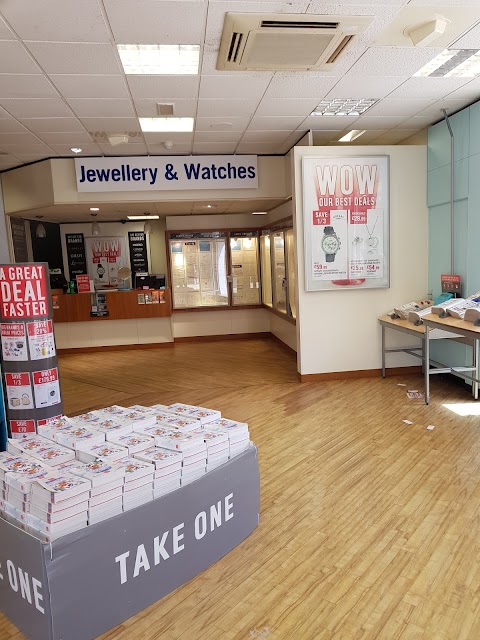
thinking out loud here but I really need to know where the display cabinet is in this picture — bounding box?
[260,233,272,307]
[167,230,261,310]
[259,222,296,322]
[273,232,287,313]
[285,228,296,319]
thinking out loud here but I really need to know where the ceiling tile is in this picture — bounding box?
[348,46,445,77]
[248,116,306,131]
[0,119,29,134]
[0,156,21,170]
[0,75,58,99]
[395,116,432,129]
[80,117,142,133]
[311,130,344,145]
[13,153,55,162]
[418,98,471,118]
[192,142,237,154]
[0,98,74,119]
[103,0,206,44]
[0,0,111,42]
[301,115,359,130]
[352,116,409,130]
[194,131,243,143]
[19,118,85,133]
[197,99,259,118]
[408,0,480,5]
[0,132,45,145]
[195,115,251,131]
[49,143,101,156]
[35,131,94,145]
[371,129,419,143]
[326,76,408,100]
[387,77,472,100]
[134,99,196,118]
[0,142,52,154]
[0,106,11,118]
[142,132,193,144]
[199,75,272,100]
[241,130,292,144]
[235,142,284,154]
[97,142,149,156]
[147,143,194,155]
[49,75,130,99]
[366,98,437,117]
[127,76,199,100]
[0,41,42,74]
[262,76,339,100]
[0,16,14,39]
[66,98,136,118]
[452,22,480,49]
[254,98,319,118]
[25,42,122,75]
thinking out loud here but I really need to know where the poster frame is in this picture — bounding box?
[302,155,390,292]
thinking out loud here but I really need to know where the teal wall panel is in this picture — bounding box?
[469,102,480,157]
[429,204,451,298]
[428,120,451,171]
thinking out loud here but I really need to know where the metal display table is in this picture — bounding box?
[379,314,477,404]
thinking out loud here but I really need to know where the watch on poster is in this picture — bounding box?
[321,226,341,263]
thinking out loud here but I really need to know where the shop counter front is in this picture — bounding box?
[52,289,173,352]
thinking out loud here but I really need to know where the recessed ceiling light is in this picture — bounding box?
[139,117,194,132]
[252,211,267,215]
[90,207,100,212]
[338,130,366,142]
[310,99,378,117]
[117,44,200,75]
[71,147,82,153]
[127,215,160,220]
[414,48,480,78]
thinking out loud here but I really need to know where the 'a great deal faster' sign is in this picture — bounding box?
[0,265,48,319]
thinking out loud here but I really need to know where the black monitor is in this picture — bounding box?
[134,273,165,289]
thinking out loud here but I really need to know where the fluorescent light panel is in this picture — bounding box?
[339,130,366,142]
[139,117,194,132]
[127,215,160,220]
[252,211,267,215]
[311,99,378,117]
[414,48,480,78]
[117,44,200,75]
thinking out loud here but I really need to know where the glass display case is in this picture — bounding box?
[169,233,229,309]
[230,232,261,306]
[260,233,272,307]
[285,229,296,319]
[272,232,287,314]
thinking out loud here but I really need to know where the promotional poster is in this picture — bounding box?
[302,156,389,291]
[85,237,128,289]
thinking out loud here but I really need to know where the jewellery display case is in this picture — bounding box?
[167,230,261,310]
[260,234,273,307]
[260,222,296,321]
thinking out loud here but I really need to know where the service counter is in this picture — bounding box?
[52,289,174,352]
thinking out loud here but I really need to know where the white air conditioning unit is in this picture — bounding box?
[217,13,373,71]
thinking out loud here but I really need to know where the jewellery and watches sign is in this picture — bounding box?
[0,263,63,438]
[74,156,258,193]
[302,156,389,291]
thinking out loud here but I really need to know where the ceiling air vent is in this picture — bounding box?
[217,13,372,71]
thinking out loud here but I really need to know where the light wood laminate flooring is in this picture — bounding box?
[2,338,480,639]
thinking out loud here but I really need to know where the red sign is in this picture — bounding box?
[27,319,53,337]
[10,419,36,438]
[1,323,25,338]
[312,210,331,226]
[441,274,462,293]
[0,264,48,319]
[76,274,91,293]
[5,372,30,387]
[37,414,62,427]
[33,368,58,385]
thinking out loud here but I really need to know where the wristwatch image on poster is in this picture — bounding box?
[302,155,389,291]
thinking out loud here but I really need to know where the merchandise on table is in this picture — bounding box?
[0,400,252,540]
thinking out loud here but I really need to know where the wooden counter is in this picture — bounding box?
[53,289,172,323]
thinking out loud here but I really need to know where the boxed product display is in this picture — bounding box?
[75,442,128,464]
[107,432,154,452]
[167,403,221,424]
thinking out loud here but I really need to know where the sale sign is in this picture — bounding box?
[76,274,91,293]
[33,367,60,408]
[5,372,33,410]
[302,156,389,291]
[1,322,28,361]
[0,264,48,319]
[10,419,36,438]
[27,320,56,360]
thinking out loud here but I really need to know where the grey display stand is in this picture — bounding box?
[0,447,260,640]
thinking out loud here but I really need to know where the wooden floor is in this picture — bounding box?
[2,338,480,639]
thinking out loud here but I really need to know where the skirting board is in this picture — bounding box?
[174,332,271,343]
[298,366,422,382]
[58,342,174,355]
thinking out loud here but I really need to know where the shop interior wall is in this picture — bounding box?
[0,181,10,262]
[427,102,480,368]
[293,144,428,376]
[59,219,167,282]
[29,220,63,271]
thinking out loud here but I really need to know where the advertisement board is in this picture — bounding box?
[302,156,389,291]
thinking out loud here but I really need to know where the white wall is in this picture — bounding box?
[172,308,270,338]
[0,181,11,262]
[270,314,297,351]
[293,145,428,376]
[166,212,264,231]
[265,201,292,226]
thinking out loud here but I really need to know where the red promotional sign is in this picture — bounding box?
[76,274,91,293]
[1,323,25,338]
[312,210,331,226]
[0,264,48,319]
[33,368,58,385]
[37,414,62,427]
[27,319,53,337]
[5,372,30,387]
[10,419,36,438]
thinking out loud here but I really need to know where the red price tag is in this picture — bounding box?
[313,210,331,226]
[349,211,367,224]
